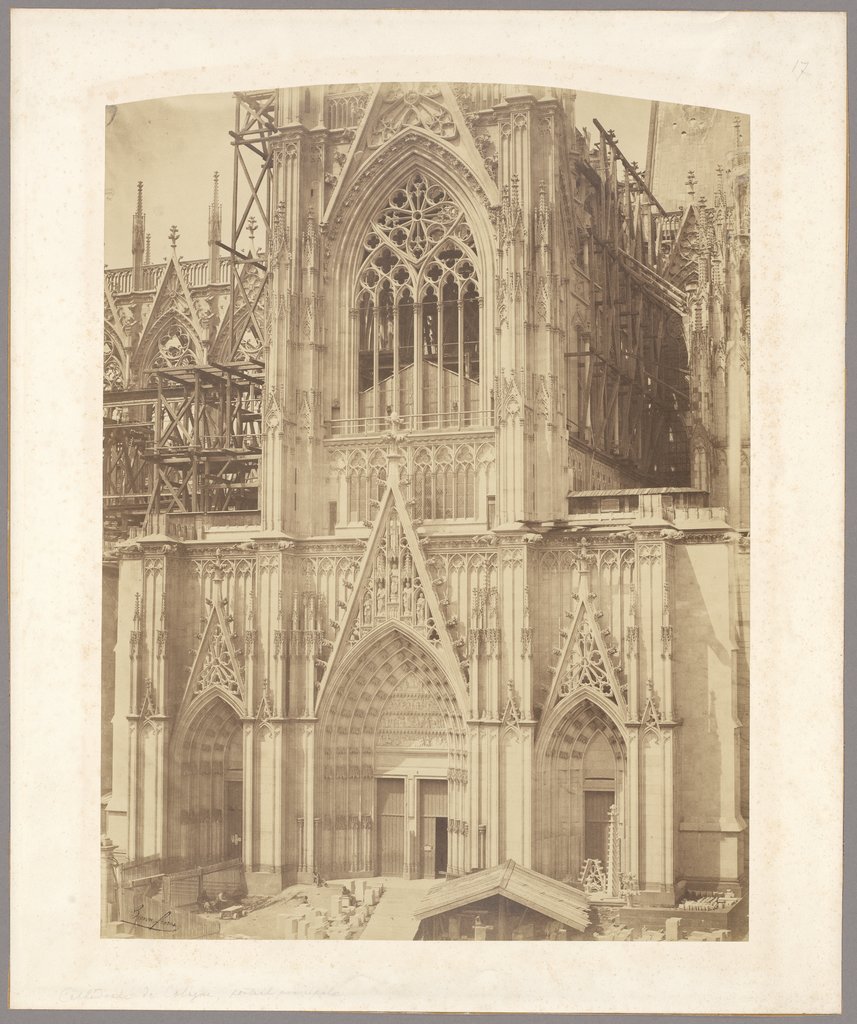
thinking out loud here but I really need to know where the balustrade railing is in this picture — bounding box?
[105,258,230,294]
[326,409,494,437]
[105,267,133,293]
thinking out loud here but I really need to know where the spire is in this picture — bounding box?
[131,180,146,289]
[208,171,222,283]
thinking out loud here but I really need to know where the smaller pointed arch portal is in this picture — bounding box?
[535,698,627,887]
[171,696,244,869]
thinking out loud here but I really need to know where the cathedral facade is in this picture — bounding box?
[103,83,749,909]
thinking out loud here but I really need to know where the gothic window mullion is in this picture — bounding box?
[458,298,464,426]
[414,298,423,423]
[437,280,444,420]
[372,305,380,424]
[392,296,399,419]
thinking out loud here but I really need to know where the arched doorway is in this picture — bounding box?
[316,624,467,879]
[172,695,243,868]
[535,696,627,885]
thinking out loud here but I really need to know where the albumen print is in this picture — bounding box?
[101,82,750,943]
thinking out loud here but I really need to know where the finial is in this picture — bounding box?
[686,170,696,199]
[247,215,257,247]
[136,181,143,216]
[212,171,220,206]
[169,225,180,252]
[733,116,743,147]
[144,233,151,264]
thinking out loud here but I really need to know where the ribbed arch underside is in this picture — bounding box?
[317,626,467,877]
[535,698,627,883]
[170,695,242,867]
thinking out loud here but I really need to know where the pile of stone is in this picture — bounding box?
[678,889,737,911]
[685,929,731,941]
[593,924,634,941]
[280,879,385,940]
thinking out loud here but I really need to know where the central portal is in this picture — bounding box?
[315,624,468,879]
[374,777,449,877]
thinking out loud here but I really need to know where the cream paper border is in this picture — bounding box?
[10,9,845,1013]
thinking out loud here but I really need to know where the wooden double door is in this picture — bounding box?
[376,777,448,878]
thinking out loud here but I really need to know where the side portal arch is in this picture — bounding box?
[534,696,628,886]
[169,693,244,869]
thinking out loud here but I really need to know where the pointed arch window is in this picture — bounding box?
[355,172,481,428]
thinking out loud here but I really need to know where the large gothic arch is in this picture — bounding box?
[322,131,498,424]
[315,621,469,878]
[534,693,628,884]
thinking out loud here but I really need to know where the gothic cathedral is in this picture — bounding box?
[103,83,750,911]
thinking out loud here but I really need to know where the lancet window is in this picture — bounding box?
[347,451,387,524]
[411,444,476,520]
[355,173,481,427]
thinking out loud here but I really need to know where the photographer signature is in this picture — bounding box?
[121,903,178,932]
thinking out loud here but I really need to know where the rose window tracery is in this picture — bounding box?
[154,326,194,368]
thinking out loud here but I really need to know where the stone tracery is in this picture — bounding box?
[355,171,481,424]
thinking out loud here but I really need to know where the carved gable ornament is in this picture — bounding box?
[368,85,456,149]
[315,455,470,709]
[137,256,206,372]
[182,598,245,713]
[546,593,626,716]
